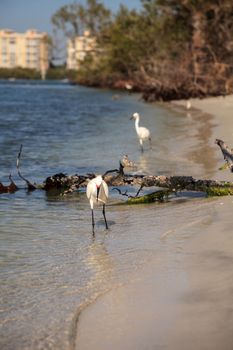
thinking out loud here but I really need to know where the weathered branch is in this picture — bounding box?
[125,189,171,204]
[40,145,233,197]
[113,187,171,204]
[17,145,37,191]
[1,147,233,198]
[112,187,132,198]
[42,172,233,197]
[107,174,233,196]
[0,174,18,193]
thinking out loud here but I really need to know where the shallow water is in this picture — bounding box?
[0,80,228,350]
[76,196,233,350]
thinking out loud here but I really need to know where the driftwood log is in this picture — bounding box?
[0,141,233,199]
[0,174,18,193]
[41,172,233,197]
[40,139,233,198]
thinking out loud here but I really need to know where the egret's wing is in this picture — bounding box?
[86,180,94,199]
[140,126,150,139]
[99,181,108,203]
[102,181,109,199]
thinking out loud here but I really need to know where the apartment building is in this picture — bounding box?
[0,29,49,77]
[67,30,96,70]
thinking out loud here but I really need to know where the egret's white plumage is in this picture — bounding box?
[186,100,191,110]
[86,175,109,234]
[130,112,151,151]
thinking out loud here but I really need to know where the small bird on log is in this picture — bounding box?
[120,154,137,168]
[130,112,152,152]
[86,175,109,234]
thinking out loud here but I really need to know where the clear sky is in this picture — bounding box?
[0,0,142,34]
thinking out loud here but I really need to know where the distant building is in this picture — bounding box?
[67,30,96,70]
[0,29,49,78]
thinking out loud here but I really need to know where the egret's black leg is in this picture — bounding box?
[149,137,152,149]
[102,204,108,230]
[91,209,95,235]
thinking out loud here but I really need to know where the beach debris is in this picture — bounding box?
[0,174,18,193]
[17,144,37,191]
[113,186,170,204]
[44,167,123,194]
[125,189,170,204]
[1,146,233,198]
[44,173,89,193]
[218,163,229,171]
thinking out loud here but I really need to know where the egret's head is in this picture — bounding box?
[130,112,139,120]
[95,175,102,202]
[95,175,103,187]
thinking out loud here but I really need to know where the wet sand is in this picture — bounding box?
[75,96,233,350]
[173,96,233,182]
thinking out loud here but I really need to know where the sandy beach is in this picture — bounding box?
[174,95,233,180]
[75,95,233,350]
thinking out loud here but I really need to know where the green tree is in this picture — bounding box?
[51,0,233,97]
[154,0,233,85]
[51,0,111,37]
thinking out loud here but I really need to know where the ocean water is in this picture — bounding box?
[0,80,220,349]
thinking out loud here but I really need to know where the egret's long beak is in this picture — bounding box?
[96,186,100,202]
[130,115,134,120]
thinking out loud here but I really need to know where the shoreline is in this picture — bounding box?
[75,94,233,350]
[171,95,233,182]
[171,94,233,142]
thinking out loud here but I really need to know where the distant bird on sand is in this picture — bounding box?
[130,112,152,152]
[186,100,192,110]
[125,83,133,92]
[86,175,109,234]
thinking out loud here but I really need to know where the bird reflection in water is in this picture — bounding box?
[84,240,115,292]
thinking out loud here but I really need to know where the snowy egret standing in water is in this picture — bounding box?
[130,112,152,152]
[86,175,109,234]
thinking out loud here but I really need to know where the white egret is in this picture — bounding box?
[86,175,109,234]
[186,100,191,110]
[130,112,152,152]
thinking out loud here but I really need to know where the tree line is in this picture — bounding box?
[51,0,232,100]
